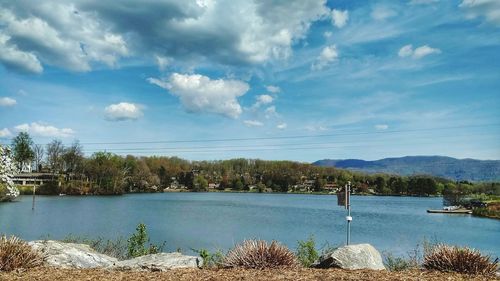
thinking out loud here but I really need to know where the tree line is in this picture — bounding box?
[7,132,500,197]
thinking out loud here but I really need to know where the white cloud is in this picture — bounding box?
[0,97,16,106]
[0,34,43,74]
[311,45,338,71]
[104,102,144,121]
[375,124,389,130]
[323,31,333,38]
[155,55,170,71]
[266,85,281,94]
[371,6,397,21]
[398,44,441,59]
[243,120,263,127]
[413,45,441,59]
[14,122,74,137]
[252,94,274,109]
[331,9,349,28]
[0,1,329,72]
[0,3,128,73]
[148,73,249,119]
[276,123,287,130]
[459,0,500,26]
[398,44,414,57]
[0,128,12,137]
[264,106,278,119]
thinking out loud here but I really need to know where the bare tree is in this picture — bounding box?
[32,144,44,172]
[62,140,84,175]
[46,140,64,174]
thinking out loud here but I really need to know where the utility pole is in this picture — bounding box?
[346,181,352,245]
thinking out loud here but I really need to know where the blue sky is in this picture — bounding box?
[0,0,499,161]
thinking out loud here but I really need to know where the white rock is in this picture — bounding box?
[29,240,118,268]
[313,243,385,270]
[113,252,202,271]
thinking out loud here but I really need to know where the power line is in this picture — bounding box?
[2,123,497,146]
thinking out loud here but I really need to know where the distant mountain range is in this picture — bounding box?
[312,156,500,182]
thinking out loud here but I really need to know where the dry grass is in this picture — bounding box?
[222,240,299,269]
[423,244,498,276]
[0,235,45,272]
[1,267,497,281]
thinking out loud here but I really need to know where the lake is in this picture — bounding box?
[0,193,498,257]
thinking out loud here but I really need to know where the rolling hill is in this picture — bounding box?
[312,156,500,182]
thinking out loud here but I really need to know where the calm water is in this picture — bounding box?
[0,193,498,257]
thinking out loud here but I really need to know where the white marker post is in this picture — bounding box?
[346,181,352,245]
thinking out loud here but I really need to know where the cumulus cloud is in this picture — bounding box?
[277,123,287,130]
[0,128,12,137]
[331,9,349,28]
[371,6,397,21]
[14,122,74,137]
[0,2,128,73]
[266,85,281,94]
[398,44,441,59]
[459,0,500,26]
[104,102,144,121]
[148,73,249,119]
[243,120,263,127]
[0,1,329,73]
[375,124,389,130]
[0,97,16,106]
[0,34,43,74]
[311,45,338,71]
[251,94,274,109]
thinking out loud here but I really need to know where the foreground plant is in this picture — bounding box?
[0,235,45,271]
[127,223,165,258]
[296,235,319,268]
[223,240,298,269]
[423,244,498,276]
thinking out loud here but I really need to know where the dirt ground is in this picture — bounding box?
[1,267,498,281]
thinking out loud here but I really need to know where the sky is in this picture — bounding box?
[0,0,499,162]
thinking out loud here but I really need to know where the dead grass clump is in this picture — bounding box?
[423,244,498,276]
[0,235,45,271]
[223,240,298,269]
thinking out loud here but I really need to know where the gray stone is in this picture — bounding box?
[112,253,202,271]
[29,240,118,269]
[313,243,385,270]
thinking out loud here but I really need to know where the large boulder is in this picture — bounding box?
[112,252,202,271]
[313,243,385,270]
[29,240,118,268]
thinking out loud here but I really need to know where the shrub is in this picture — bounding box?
[296,235,318,268]
[423,244,498,276]
[127,223,165,258]
[192,248,225,268]
[0,235,45,271]
[223,240,298,269]
[383,252,418,271]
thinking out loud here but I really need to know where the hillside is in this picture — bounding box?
[313,156,500,182]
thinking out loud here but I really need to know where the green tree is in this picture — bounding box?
[11,132,34,172]
[375,176,386,194]
[194,175,208,191]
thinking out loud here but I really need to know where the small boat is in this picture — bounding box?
[59,193,66,196]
